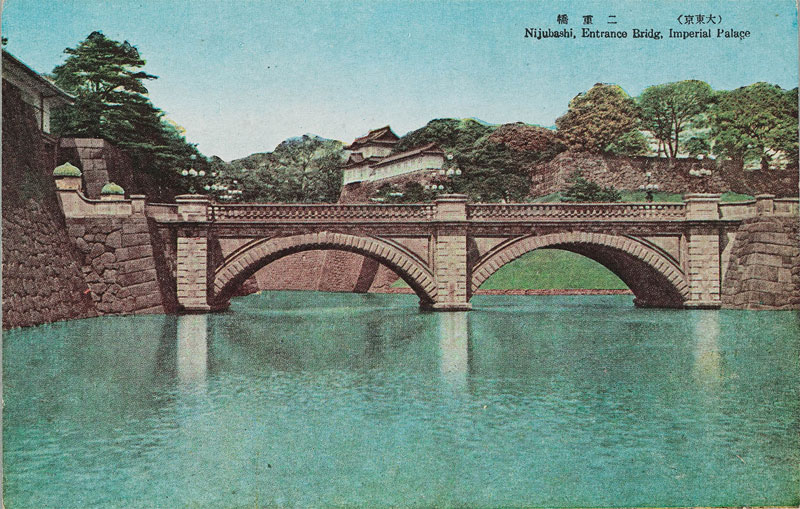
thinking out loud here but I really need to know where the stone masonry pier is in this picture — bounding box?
[54,171,799,313]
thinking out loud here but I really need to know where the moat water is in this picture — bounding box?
[4,292,799,507]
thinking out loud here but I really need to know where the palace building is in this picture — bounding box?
[342,126,445,185]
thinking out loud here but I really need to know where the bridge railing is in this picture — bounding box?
[209,203,436,222]
[467,202,687,221]
[718,196,799,219]
[717,201,756,220]
[775,197,799,216]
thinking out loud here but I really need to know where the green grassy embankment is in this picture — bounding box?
[392,249,628,290]
[478,249,626,290]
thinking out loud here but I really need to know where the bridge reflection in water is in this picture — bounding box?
[692,311,722,388]
[439,312,470,391]
[172,307,475,393]
[177,314,208,390]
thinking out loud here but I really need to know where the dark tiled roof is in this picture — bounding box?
[347,152,365,164]
[345,125,399,149]
[344,154,383,168]
[372,143,445,168]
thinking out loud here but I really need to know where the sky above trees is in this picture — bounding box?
[2,0,798,161]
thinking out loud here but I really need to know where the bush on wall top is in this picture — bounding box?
[53,162,82,177]
[100,182,125,195]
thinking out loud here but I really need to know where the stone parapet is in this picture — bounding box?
[176,194,211,222]
[685,193,721,220]
[56,185,135,218]
[210,202,435,222]
[468,202,686,221]
[755,194,775,216]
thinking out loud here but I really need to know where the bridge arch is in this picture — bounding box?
[471,232,690,307]
[212,232,438,307]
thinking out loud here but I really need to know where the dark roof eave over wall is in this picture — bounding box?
[372,143,445,168]
[2,50,75,105]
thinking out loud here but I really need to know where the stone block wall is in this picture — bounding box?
[2,79,97,329]
[687,229,721,306]
[3,201,97,328]
[252,252,325,291]
[722,217,800,310]
[59,138,134,199]
[530,151,798,198]
[65,215,172,315]
[432,232,470,309]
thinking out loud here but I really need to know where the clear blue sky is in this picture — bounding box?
[2,0,797,161]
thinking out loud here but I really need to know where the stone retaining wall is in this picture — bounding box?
[3,201,97,328]
[722,217,800,310]
[2,80,97,329]
[65,215,173,315]
[531,151,798,197]
[59,138,134,199]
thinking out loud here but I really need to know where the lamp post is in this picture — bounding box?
[689,167,712,193]
[426,166,462,195]
[638,171,660,202]
[180,166,207,193]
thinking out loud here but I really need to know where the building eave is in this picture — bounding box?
[2,50,75,105]
[371,143,445,168]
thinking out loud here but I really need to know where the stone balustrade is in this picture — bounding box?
[467,202,687,221]
[718,195,799,220]
[209,203,436,222]
[55,173,800,226]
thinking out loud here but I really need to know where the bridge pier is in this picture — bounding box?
[430,195,472,311]
[685,194,722,309]
[175,195,217,313]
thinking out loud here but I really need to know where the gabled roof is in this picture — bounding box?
[344,153,383,168]
[345,125,399,149]
[2,50,74,105]
[372,143,445,168]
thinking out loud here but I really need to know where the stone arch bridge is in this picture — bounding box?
[55,176,798,312]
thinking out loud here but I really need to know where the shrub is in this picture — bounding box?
[52,162,82,177]
[562,172,621,202]
[100,182,125,195]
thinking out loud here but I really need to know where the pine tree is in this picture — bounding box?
[51,32,204,199]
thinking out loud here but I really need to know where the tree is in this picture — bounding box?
[710,82,798,170]
[392,118,493,155]
[52,32,159,140]
[561,172,621,202]
[455,139,530,202]
[229,135,344,203]
[51,32,204,199]
[604,130,649,156]
[555,83,642,153]
[638,80,713,160]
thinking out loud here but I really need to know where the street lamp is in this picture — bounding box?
[429,166,462,195]
[638,171,660,202]
[689,167,712,193]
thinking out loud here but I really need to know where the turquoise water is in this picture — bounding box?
[3,292,799,507]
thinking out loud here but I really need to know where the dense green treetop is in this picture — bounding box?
[226,135,344,203]
[561,172,621,203]
[709,82,798,170]
[637,80,713,160]
[392,118,562,202]
[555,83,642,154]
